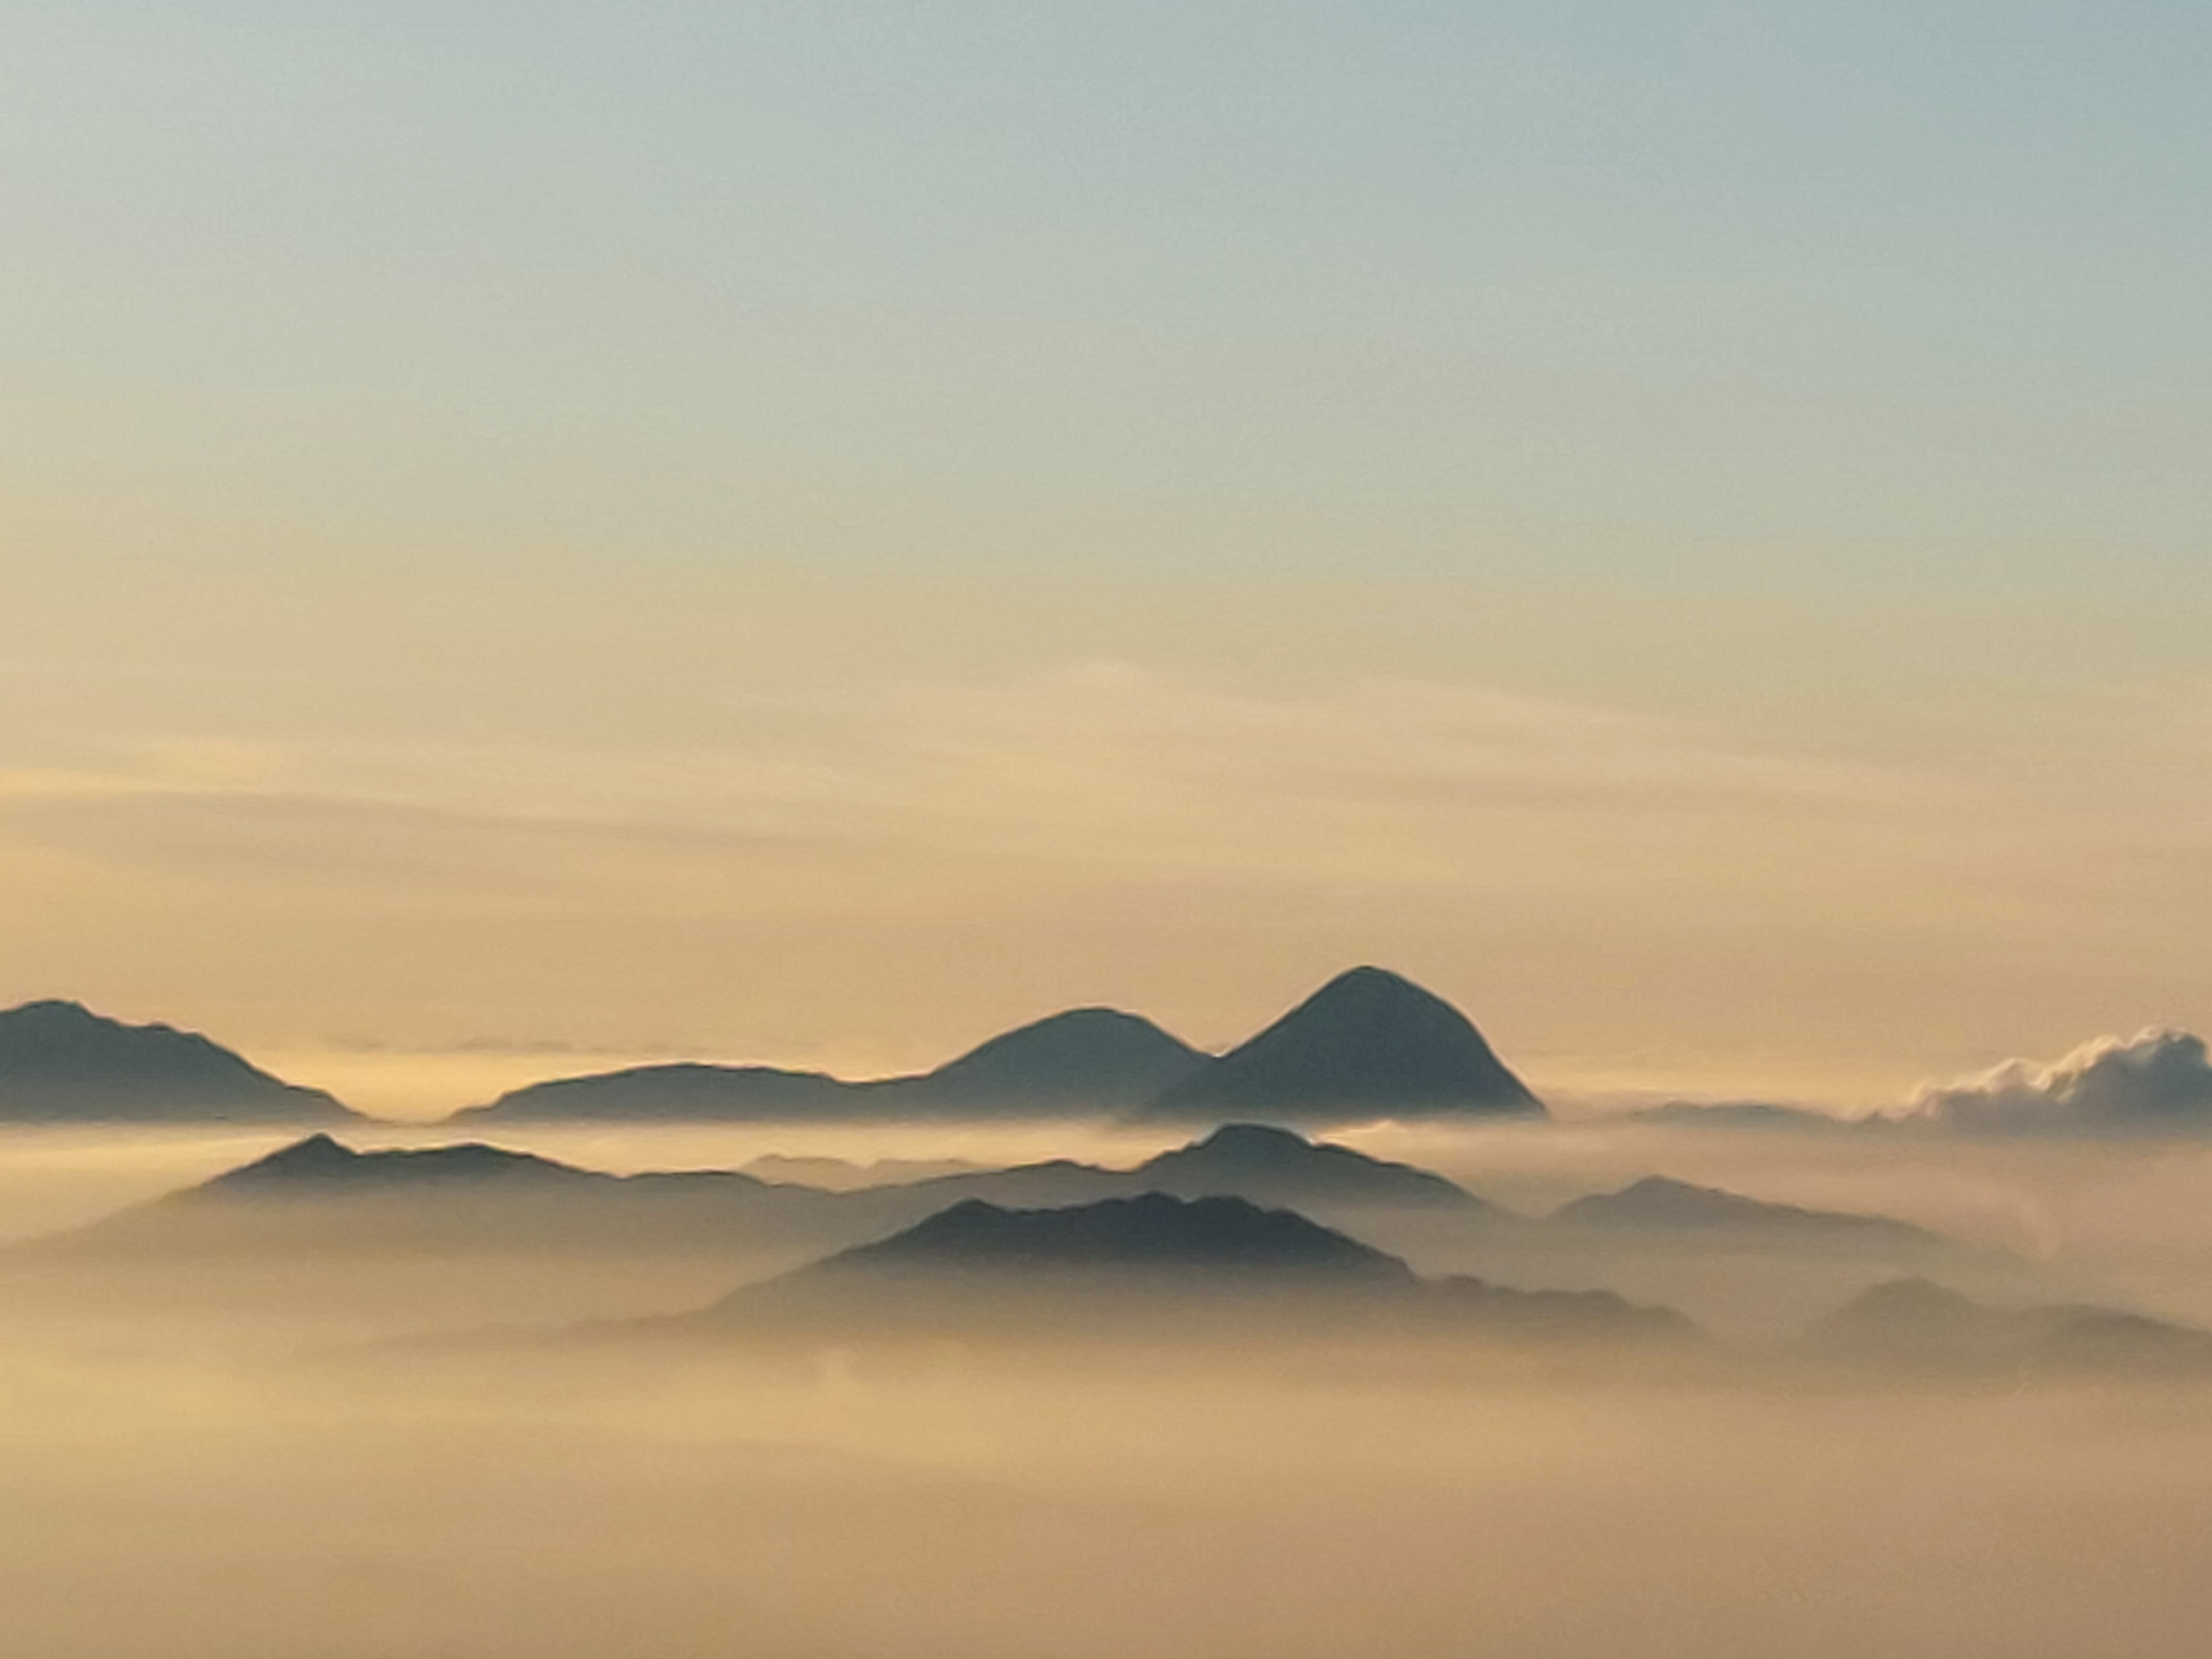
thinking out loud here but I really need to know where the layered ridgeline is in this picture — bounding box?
[22,1122,1500,1268]
[465,966,1543,1126]
[0,1000,350,1123]
[11,1123,2040,1351]
[23,1123,1996,1276]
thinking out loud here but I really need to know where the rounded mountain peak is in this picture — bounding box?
[921,1005,1206,1105]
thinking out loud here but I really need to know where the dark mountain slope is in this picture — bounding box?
[909,1008,1207,1107]
[1144,968,1543,1125]
[20,1134,852,1262]
[0,1000,350,1123]
[659,1191,1692,1351]
[463,1062,857,1122]
[818,1191,1414,1282]
[204,1133,590,1194]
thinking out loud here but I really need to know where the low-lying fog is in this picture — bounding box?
[7,1345,2212,1659]
[9,1117,2212,1657]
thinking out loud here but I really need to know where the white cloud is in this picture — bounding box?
[1909,1029,2212,1132]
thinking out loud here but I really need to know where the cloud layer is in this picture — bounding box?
[1910,1029,2212,1132]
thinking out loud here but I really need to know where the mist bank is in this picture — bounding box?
[0,1121,2058,1352]
[7,1339,2212,1659]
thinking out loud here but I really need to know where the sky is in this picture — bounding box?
[2,3,2208,1115]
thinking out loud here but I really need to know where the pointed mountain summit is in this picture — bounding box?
[0,1000,351,1123]
[1144,968,1543,1125]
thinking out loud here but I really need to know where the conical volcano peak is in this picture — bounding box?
[1286,965,1477,1029]
[1144,966,1542,1126]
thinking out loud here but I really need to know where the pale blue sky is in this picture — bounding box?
[4,2,2206,587]
[4,5,2211,1108]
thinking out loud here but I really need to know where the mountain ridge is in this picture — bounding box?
[1807,1278,2212,1374]
[669,1190,1695,1349]
[461,968,1543,1127]
[466,1006,1207,1123]
[1551,1176,1946,1251]
[0,1000,352,1124]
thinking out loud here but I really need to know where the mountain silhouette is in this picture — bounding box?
[21,1128,1722,1351]
[467,1006,1206,1122]
[1128,1123,1491,1210]
[847,1122,1500,1222]
[1144,967,1543,1125]
[911,1008,1207,1105]
[0,1000,350,1123]
[675,1190,1692,1349]
[464,1062,854,1122]
[204,1133,593,1194]
[814,1191,1415,1282]
[20,1132,868,1271]
[1806,1278,2212,1375]
[1550,1177,1946,1252]
[25,1123,1500,1276]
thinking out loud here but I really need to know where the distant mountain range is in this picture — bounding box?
[22,1129,862,1271]
[0,1001,347,1124]
[20,1123,1997,1345]
[20,1122,1501,1266]
[0,967,1538,1126]
[470,1006,1210,1122]
[1806,1278,2212,1376]
[466,966,1545,1127]
[23,1124,2124,1367]
[1549,1176,1950,1254]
